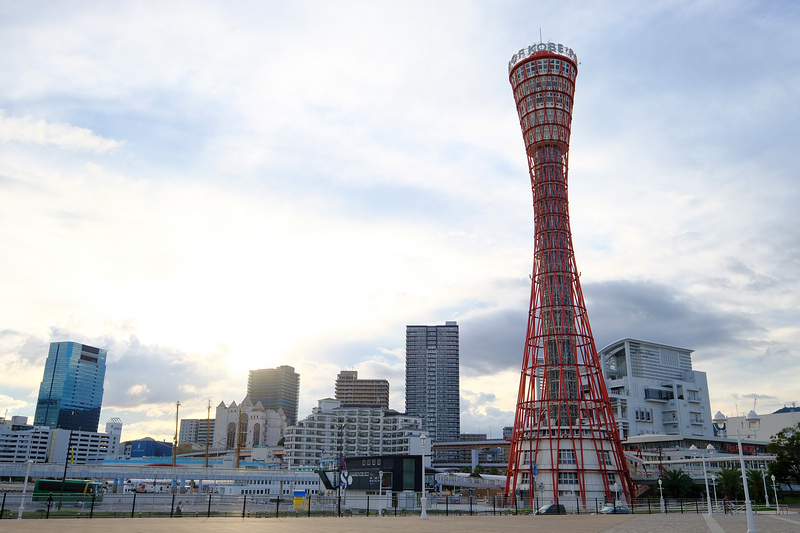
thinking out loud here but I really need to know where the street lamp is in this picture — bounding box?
[419,434,428,520]
[17,459,34,519]
[770,474,778,515]
[714,410,759,533]
[613,482,620,506]
[378,469,383,516]
[711,473,719,512]
[690,443,715,516]
[658,478,665,513]
[761,466,770,508]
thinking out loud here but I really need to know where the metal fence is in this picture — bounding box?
[0,491,788,520]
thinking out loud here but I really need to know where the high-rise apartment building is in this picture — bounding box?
[284,398,423,467]
[405,322,460,447]
[34,341,107,432]
[179,418,215,448]
[247,366,300,425]
[335,370,390,409]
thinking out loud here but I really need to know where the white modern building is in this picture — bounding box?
[0,415,120,464]
[599,339,713,440]
[283,398,424,468]
[714,405,800,442]
[179,417,215,448]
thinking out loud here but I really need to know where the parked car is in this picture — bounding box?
[535,503,567,515]
[599,504,632,514]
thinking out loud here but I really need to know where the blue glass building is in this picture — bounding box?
[34,341,107,432]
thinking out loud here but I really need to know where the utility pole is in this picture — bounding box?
[205,399,211,468]
[173,401,180,467]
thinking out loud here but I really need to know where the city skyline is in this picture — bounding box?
[1,2,799,442]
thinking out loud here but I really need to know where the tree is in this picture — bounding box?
[470,465,484,477]
[488,466,500,476]
[746,469,766,504]
[661,469,696,499]
[767,422,800,487]
[716,467,743,499]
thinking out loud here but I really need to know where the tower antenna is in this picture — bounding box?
[539,28,543,43]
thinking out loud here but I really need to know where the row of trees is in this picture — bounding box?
[659,466,774,501]
[661,420,800,500]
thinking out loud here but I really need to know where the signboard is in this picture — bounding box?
[293,490,306,510]
[508,42,578,73]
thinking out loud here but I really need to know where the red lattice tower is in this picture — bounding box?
[503,42,634,510]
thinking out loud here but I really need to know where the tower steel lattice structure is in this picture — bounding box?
[503,42,634,509]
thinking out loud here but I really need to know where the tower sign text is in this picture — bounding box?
[508,42,577,73]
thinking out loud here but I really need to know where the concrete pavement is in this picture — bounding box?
[2,512,800,533]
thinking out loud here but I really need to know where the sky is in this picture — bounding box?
[1,1,799,443]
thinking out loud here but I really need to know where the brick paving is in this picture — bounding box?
[2,512,799,533]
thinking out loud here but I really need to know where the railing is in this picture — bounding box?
[0,490,789,520]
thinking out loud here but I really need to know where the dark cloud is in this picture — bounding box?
[583,279,759,355]
[458,278,760,380]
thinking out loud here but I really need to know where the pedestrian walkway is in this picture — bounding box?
[2,512,799,533]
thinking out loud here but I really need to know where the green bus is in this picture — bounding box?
[32,479,105,503]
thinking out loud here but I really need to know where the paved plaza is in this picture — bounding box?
[2,512,799,533]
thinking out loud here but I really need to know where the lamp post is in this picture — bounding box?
[770,474,778,515]
[711,474,719,512]
[419,434,428,520]
[17,459,34,519]
[378,469,383,516]
[690,443,715,516]
[658,478,665,513]
[761,467,769,507]
[613,482,620,506]
[714,410,759,533]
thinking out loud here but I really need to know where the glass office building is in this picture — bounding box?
[34,341,107,432]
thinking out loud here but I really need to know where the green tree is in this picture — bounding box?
[661,469,696,498]
[746,469,766,503]
[488,466,499,475]
[470,465,484,477]
[767,422,800,486]
[716,466,743,499]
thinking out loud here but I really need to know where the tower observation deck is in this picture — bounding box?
[503,42,634,509]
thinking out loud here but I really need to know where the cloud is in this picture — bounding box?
[0,1,799,440]
[0,111,121,152]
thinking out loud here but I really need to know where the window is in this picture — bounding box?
[559,449,576,464]
[603,450,612,465]
[558,472,579,485]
